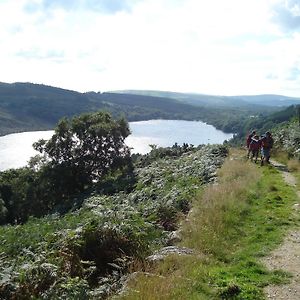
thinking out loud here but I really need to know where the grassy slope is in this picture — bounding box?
[121,149,299,300]
[0,145,227,299]
[1,144,299,299]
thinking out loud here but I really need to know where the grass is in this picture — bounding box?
[273,150,300,186]
[272,149,290,165]
[0,210,94,257]
[120,150,298,300]
[1,145,228,299]
[286,159,300,172]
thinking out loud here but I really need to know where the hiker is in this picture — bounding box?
[249,134,261,163]
[260,131,274,166]
[246,130,256,158]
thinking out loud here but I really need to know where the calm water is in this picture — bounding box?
[0,120,233,171]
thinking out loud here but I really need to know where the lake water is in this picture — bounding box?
[0,120,233,171]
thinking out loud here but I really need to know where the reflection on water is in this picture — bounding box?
[0,120,233,171]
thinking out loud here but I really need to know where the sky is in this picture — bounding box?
[0,0,300,96]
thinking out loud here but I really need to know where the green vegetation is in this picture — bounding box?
[273,118,300,158]
[121,153,299,299]
[0,111,131,224]
[0,82,295,137]
[112,90,300,108]
[1,86,300,299]
[232,105,300,145]
[0,130,228,298]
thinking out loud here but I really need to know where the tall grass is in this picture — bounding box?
[120,154,297,300]
[272,149,290,164]
[182,159,259,259]
[273,150,300,185]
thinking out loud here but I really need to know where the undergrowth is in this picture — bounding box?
[0,145,228,299]
[121,151,298,300]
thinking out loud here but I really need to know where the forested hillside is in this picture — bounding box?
[1,82,296,137]
[111,90,300,108]
[231,104,300,144]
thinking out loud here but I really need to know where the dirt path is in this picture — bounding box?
[262,160,300,300]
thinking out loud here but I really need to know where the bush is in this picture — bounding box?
[0,112,133,225]
[0,197,7,224]
[33,111,131,190]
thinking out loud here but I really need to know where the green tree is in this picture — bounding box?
[0,168,38,223]
[33,111,131,192]
[0,196,8,224]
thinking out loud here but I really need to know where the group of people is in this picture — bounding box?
[246,130,274,165]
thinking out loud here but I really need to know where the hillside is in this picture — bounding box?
[0,144,228,299]
[119,149,300,300]
[273,118,300,158]
[0,82,100,135]
[231,105,300,145]
[111,90,300,108]
[1,107,300,298]
[0,82,291,137]
[1,144,299,299]
[1,82,205,135]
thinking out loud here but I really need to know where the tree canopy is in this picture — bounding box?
[0,111,132,224]
[33,111,131,190]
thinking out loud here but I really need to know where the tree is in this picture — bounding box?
[32,112,131,193]
[0,196,8,224]
[0,168,38,224]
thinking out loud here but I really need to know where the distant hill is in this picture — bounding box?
[0,82,97,135]
[0,82,225,135]
[231,94,300,107]
[111,90,300,108]
[0,82,295,136]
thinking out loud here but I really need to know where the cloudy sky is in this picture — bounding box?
[0,0,300,96]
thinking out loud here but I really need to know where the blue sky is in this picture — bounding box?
[0,0,300,96]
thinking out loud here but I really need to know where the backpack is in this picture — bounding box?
[261,136,273,149]
[250,138,260,150]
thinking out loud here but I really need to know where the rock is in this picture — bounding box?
[293,203,300,210]
[166,230,182,245]
[147,246,194,262]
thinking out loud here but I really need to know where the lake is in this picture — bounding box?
[0,120,233,171]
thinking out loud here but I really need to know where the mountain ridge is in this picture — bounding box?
[0,82,297,136]
[109,89,300,107]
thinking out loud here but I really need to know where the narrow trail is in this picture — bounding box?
[262,160,300,300]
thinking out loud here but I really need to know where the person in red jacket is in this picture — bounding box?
[249,134,261,163]
[246,130,256,158]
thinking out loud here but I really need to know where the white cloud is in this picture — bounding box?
[272,0,300,31]
[0,0,299,96]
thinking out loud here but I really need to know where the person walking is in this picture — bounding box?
[246,130,256,158]
[260,131,274,166]
[249,134,261,163]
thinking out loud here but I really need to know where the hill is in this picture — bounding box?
[1,144,298,299]
[0,144,228,298]
[0,82,216,135]
[0,82,296,137]
[110,90,300,108]
[0,82,99,135]
[231,104,300,144]
[1,82,206,135]
[0,104,299,298]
